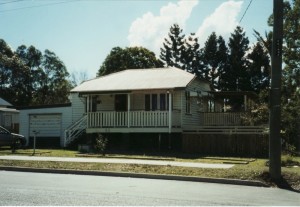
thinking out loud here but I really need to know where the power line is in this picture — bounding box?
[0,0,24,6]
[0,0,79,13]
[239,0,253,23]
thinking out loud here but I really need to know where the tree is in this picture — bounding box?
[70,71,89,87]
[98,46,163,76]
[251,0,300,151]
[221,26,250,92]
[0,40,72,106]
[202,33,228,90]
[181,33,202,76]
[281,0,300,151]
[15,45,42,105]
[160,24,185,69]
[282,0,300,102]
[0,39,13,100]
[34,49,71,105]
[247,42,271,93]
[0,39,30,106]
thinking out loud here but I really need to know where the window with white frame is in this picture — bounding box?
[145,93,170,111]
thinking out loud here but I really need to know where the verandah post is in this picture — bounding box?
[168,91,172,133]
[168,91,172,149]
[128,93,130,128]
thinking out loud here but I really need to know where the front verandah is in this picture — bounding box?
[86,110,182,133]
[85,91,181,133]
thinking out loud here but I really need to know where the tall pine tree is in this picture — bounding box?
[247,42,270,93]
[221,26,250,92]
[182,33,202,76]
[160,24,185,69]
[202,32,228,90]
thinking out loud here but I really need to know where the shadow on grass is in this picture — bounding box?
[0,147,51,156]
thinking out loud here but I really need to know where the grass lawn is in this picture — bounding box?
[0,147,299,191]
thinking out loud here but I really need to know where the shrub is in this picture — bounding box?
[94,133,108,156]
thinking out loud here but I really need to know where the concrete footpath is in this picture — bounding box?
[0,155,268,188]
[0,155,234,169]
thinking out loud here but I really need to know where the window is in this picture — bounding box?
[145,94,150,111]
[152,94,157,111]
[115,94,127,111]
[160,94,166,111]
[185,91,191,114]
[145,93,169,111]
[91,96,98,112]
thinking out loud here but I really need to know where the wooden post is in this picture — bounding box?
[158,133,161,151]
[168,92,172,150]
[168,92,172,134]
[244,95,247,112]
[128,94,130,128]
[87,95,90,112]
[269,0,283,180]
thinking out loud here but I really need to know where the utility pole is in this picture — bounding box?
[269,0,283,180]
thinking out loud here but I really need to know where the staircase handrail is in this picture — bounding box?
[64,114,87,146]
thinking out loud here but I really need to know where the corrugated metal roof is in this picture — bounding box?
[0,98,12,107]
[71,67,196,93]
[0,107,19,113]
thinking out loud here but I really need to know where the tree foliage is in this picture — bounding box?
[281,0,300,151]
[202,32,228,90]
[160,24,270,93]
[247,42,270,93]
[98,46,163,76]
[0,39,72,106]
[253,0,300,150]
[282,0,300,101]
[181,33,202,75]
[221,26,250,91]
[160,24,186,69]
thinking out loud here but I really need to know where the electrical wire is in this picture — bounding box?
[0,0,80,13]
[0,0,24,6]
[239,0,253,23]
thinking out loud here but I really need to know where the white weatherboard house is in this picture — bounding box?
[65,67,211,146]
[65,67,268,156]
[18,67,267,155]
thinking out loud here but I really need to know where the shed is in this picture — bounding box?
[19,103,72,147]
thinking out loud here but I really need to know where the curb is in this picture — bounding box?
[0,166,269,188]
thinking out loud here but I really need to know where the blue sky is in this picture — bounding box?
[0,0,272,79]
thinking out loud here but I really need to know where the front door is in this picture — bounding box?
[115,94,127,111]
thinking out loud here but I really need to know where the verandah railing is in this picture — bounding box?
[88,111,175,128]
[200,112,244,126]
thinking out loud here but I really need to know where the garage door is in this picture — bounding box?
[29,114,62,137]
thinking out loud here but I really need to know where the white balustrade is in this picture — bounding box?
[88,111,175,128]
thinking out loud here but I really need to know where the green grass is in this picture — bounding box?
[0,147,299,190]
[0,148,78,157]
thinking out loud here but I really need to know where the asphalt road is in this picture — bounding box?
[0,171,299,206]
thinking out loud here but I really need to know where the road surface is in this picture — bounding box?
[0,171,299,206]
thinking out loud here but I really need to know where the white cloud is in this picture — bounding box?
[128,0,243,56]
[196,0,243,45]
[128,0,198,55]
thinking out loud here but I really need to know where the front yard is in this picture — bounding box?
[0,147,299,191]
